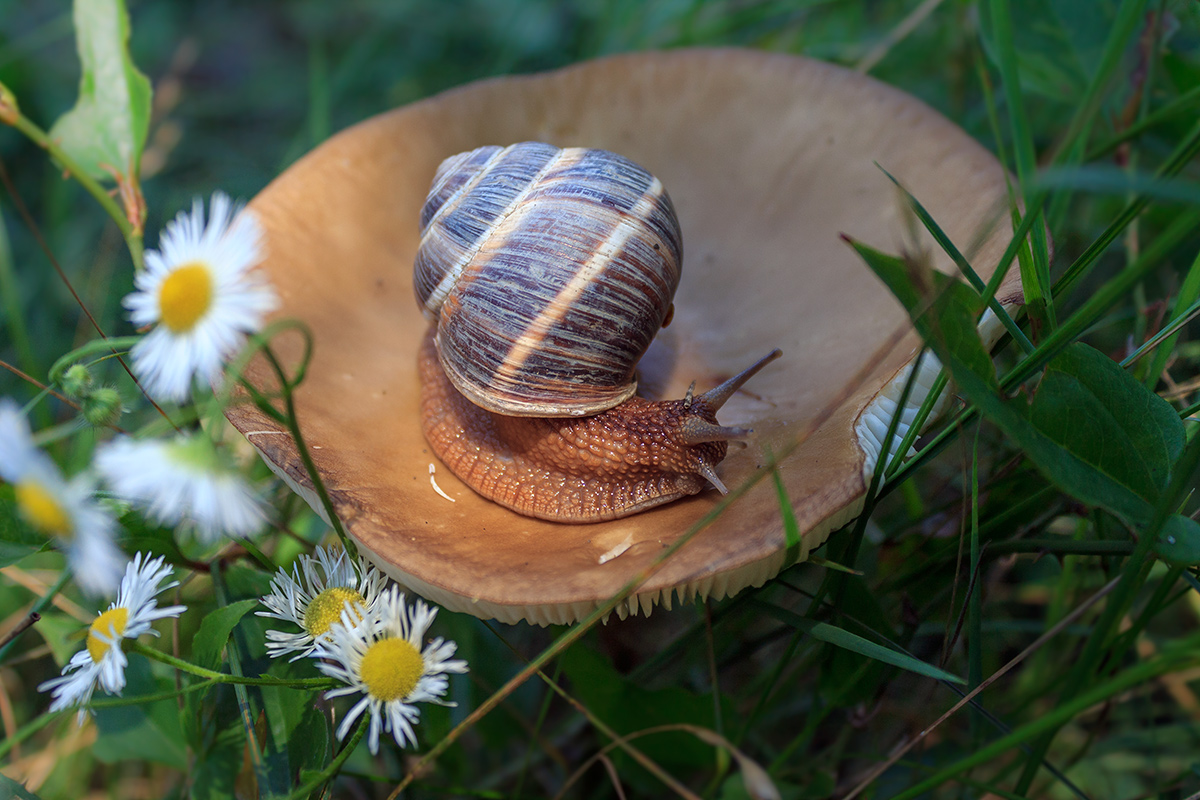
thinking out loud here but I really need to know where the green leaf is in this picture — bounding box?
[260,661,327,782]
[48,0,151,183]
[93,654,187,769]
[753,600,965,684]
[35,612,87,667]
[0,775,45,800]
[850,239,1184,528]
[1028,345,1183,502]
[1154,515,1200,566]
[192,598,260,672]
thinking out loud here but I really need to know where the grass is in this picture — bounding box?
[2,0,1200,798]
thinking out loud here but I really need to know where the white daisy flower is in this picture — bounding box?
[124,192,277,403]
[95,433,265,543]
[257,545,390,660]
[314,586,468,754]
[0,400,126,596]
[38,552,186,722]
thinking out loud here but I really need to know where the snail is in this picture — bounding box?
[415,141,779,522]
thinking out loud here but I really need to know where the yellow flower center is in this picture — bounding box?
[359,637,424,702]
[158,262,214,332]
[87,607,129,662]
[303,587,366,637]
[14,479,71,538]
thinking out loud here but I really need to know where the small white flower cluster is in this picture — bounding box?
[12,191,468,756]
[259,547,468,754]
[0,193,274,596]
[0,400,265,595]
[39,553,186,721]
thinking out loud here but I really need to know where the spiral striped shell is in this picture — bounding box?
[414,142,684,417]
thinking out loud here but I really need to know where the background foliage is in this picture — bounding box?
[2,0,1200,798]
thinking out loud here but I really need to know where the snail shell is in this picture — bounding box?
[414,141,683,417]
[413,142,777,522]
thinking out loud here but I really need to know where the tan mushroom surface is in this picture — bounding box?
[227,49,1023,626]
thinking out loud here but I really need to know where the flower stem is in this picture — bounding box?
[48,336,142,386]
[128,642,335,688]
[5,108,144,270]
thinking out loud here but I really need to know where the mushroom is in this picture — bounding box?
[227,49,1022,626]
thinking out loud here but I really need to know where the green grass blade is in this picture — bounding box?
[987,0,1054,330]
[1013,410,1200,792]
[877,164,1034,353]
[968,425,983,699]
[1005,207,1200,388]
[1142,247,1200,387]
[1086,83,1200,162]
[888,639,1200,800]
[753,600,966,684]
[1055,117,1200,299]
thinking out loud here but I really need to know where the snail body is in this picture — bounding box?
[415,142,776,522]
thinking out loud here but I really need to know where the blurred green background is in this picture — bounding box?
[3,2,1200,798]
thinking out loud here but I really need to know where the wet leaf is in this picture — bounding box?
[1154,514,1200,565]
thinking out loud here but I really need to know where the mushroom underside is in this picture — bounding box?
[226,48,1022,626]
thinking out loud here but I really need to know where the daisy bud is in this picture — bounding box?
[61,364,94,399]
[81,387,123,428]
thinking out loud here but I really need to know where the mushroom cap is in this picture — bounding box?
[227,49,1022,626]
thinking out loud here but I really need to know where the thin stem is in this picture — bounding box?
[48,336,142,386]
[5,108,143,269]
[0,572,70,664]
[128,642,335,688]
[211,560,269,794]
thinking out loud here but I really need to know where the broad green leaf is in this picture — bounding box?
[288,699,332,777]
[36,612,87,667]
[1028,345,1183,502]
[950,349,1158,524]
[93,654,187,769]
[851,239,1183,528]
[0,775,44,800]
[260,660,326,782]
[192,598,260,671]
[753,600,965,684]
[1163,52,1200,96]
[1154,515,1200,566]
[49,0,151,183]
